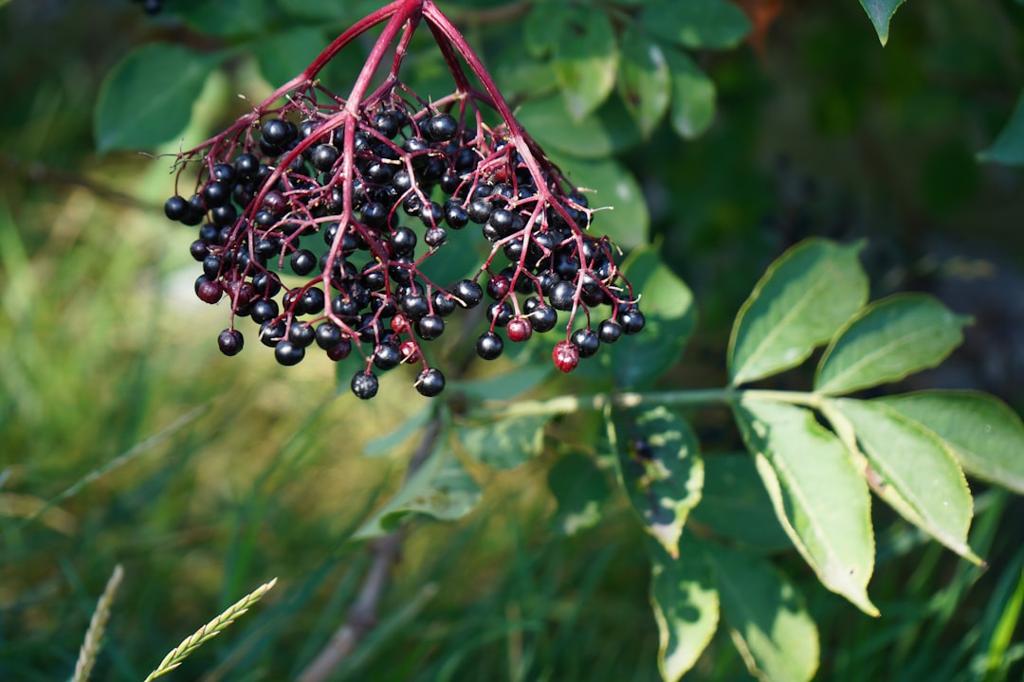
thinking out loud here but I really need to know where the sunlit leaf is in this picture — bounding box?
[618,27,671,137]
[665,47,717,140]
[859,0,907,46]
[816,294,970,395]
[734,399,877,615]
[548,453,610,535]
[878,391,1024,495]
[516,96,641,159]
[553,9,619,119]
[457,415,549,469]
[834,398,978,562]
[729,239,868,386]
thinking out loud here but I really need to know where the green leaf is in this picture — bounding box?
[611,248,696,388]
[548,154,649,249]
[690,454,791,552]
[833,398,978,561]
[355,446,480,539]
[859,0,907,46]
[640,0,752,50]
[363,406,432,458]
[729,239,869,386]
[457,415,549,469]
[649,546,720,681]
[664,47,716,140]
[706,543,820,682]
[523,3,571,58]
[610,406,703,557]
[516,96,641,159]
[173,0,274,37]
[815,294,970,395]
[553,9,619,120]
[978,91,1024,166]
[618,27,671,137]
[94,44,219,152]
[547,453,610,536]
[877,391,1024,495]
[251,28,325,87]
[734,399,877,615]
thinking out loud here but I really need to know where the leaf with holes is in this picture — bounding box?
[878,391,1024,495]
[734,399,877,615]
[649,544,720,681]
[833,398,978,562]
[706,542,820,682]
[729,239,868,386]
[816,294,970,395]
[610,406,703,557]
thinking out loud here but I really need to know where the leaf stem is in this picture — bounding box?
[479,387,824,419]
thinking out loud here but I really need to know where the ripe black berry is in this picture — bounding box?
[312,144,339,171]
[391,226,417,253]
[424,227,447,248]
[571,328,600,357]
[416,314,444,340]
[290,249,317,275]
[467,199,492,224]
[373,343,402,370]
[476,331,504,360]
[289,322,316,347]
[190,240,209,261]
[550,280,575,311]
[598,319,622,343]
[164,195,188,221]
[426,113,458,141]
[327,338,352,361]
[351,371,379,399]
[529,304,557,332]
[454,279,483,308]
[621,309,646,334]
[433,291,456,316]
[416,367,445,397]
[251,299,279,323]
[262,118,294,146]
[218,329,244,356]
[315,322,343,349]
[275,340,305,366]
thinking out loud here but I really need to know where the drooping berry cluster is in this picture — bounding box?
[163,0,644,399]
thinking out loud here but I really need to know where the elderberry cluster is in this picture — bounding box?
[164,3,644,400]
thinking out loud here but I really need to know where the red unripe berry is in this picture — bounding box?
[197,280,223,304]
[400,340,420,362]
[391,314,410,334]
[507,317,533,342]
[552,340,579,373]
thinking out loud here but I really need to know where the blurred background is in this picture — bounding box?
[1,0,1022,679]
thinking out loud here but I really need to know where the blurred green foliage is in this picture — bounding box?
[1,0,1023,680]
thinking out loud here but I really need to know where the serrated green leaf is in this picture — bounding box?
[978,91,1024,166]
[640,0,752,50]
[859,0,907,46]
[729,239,868,386]
[457,415,549,469]
[878,391,1024,495]
[706,542,820,682]
[516,96,641,159]
[618,27,671,137]
[553,9,619,120]
[251,27,325,87]
[833,398,978,561]
[547,453,610,536]
[611,248,696,388]
[664,47,716,140]
[548,154,649,249]
[523,3,571,58]
[650,545,720,681]
[363,406,432,458]
[355,446,480,539]
[94,44,219,152]
[734,399,877,615]
[610,406,703,557]
[815,294,969,395]
[690,454,791,552]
